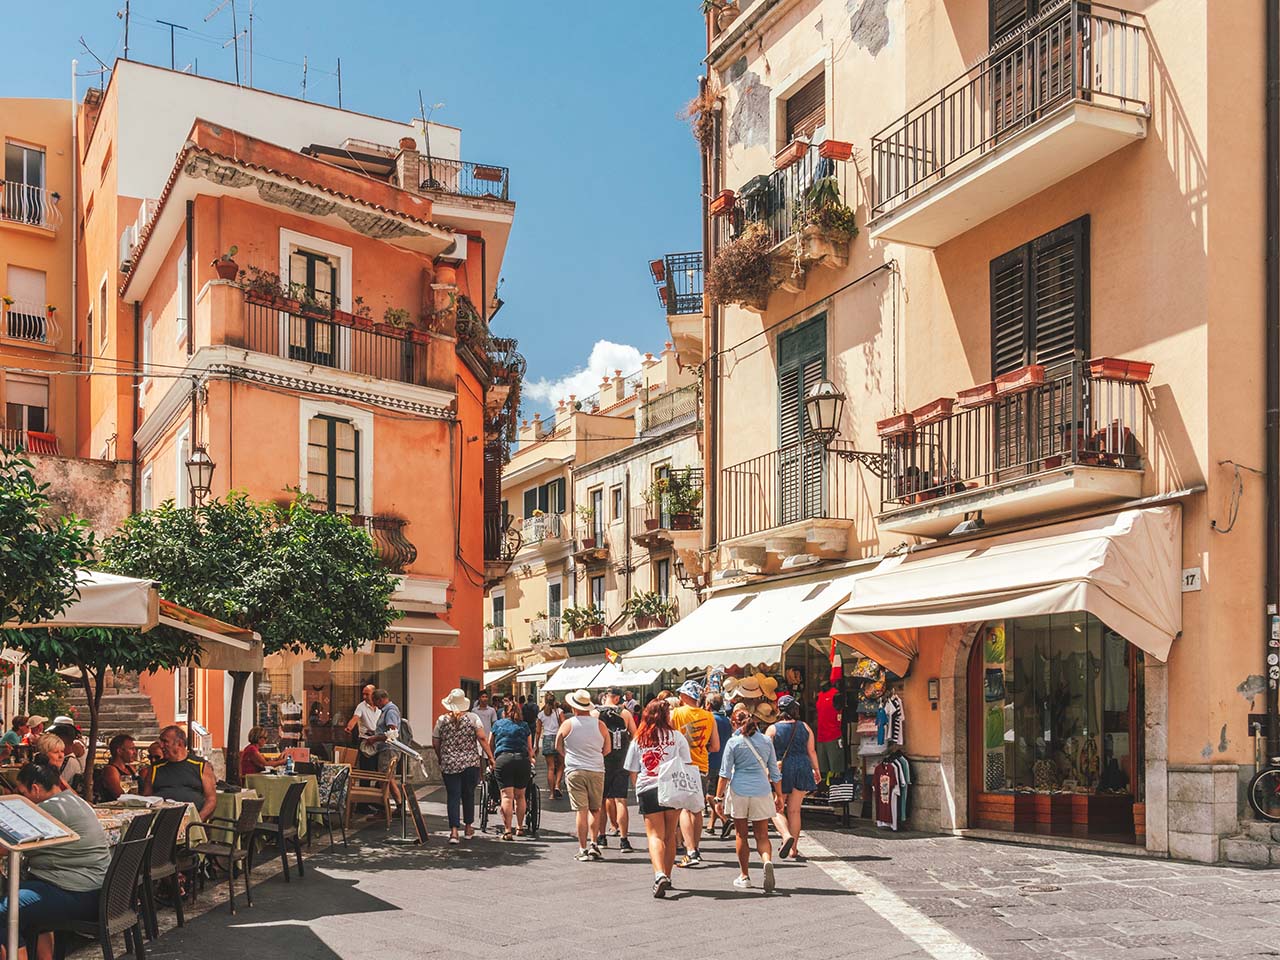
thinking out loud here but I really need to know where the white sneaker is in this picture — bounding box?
[763,860,776,893]
[733,875,752,889]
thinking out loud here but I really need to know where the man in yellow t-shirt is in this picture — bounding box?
[670,680,720,868]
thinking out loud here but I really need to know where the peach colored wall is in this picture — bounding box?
[709,0,1261,770]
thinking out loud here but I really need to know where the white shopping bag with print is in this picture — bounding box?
[656,753,704,811]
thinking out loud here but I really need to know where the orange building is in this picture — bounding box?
[67,61,519,762]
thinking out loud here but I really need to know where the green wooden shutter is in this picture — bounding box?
[1031,217,1089,369]
[523,488,537,519]
[990,247,1031,376]
[777,317,827,525]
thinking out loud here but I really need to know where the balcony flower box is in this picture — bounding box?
[910,396,954,426]
[774,139,809,170]
[709,189,736,216]
[818,139,854,161]
[956,380,997,408]
[580,536,598,550]
[876,412,915,438]
[644,517,662,532]
[995,364,1046,397]
[671,512,697,531]
[1087,357,1154,383]
[473,165,504,183]
[409,329,432,344]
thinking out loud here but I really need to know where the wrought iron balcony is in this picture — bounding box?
[485,511,522,563]
[485,624,512,652]
[1,182,63,231]
[719,440,856,544]
[877,359,1148,536]
[350,514,417,573]
[651,252,703,316]
[521,512,564,547]
[716,141,851,250]
[531,616,562,642]
[416,156,510,201]
[3,299,56,344]
[639,385,699,434]
[870,2,1148,245]
[0,428,59,455]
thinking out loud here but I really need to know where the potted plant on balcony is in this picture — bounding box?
[211,245,240,281]
[45,304,56,319]
[706,221,775,311]
[818,139,854,161]
[800,176,858,239]
[624,590,672,630]
[576,503,597,548]
[709,189,736,217]
[774,138,810,170]
[382,306,411,329]
[666,468,703,530]
[562,604,606,639]
[239,266,293,309]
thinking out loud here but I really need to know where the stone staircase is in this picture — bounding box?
[1221,820,1280,866]
[62,671,160,746]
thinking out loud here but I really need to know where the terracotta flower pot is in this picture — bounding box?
[644,518,661,532]
[774,139,809,170]
[671,512,696,530]
[581,537,597,550]
[910,396,955,426]
[1087,357,1154,383]
[876,412,915,439]
[709,189,736,216]
[434,262,458,286]
[956,381,998,408]
[818,139,854,161]
[213,259,239,282]
[995,364,1046,396]
[587,624,605,638]
[399,137,416,151]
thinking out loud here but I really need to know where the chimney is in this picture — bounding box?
[395,137,422,194]
[613,369,625,402]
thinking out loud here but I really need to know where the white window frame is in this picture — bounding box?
[771,52,831,151]
[174,425,190,509]
[140,465,153,511]
[176,245,189,345]
[140,312,153,398]
[610,484,623,523]
[279,229,352,312]
[174,670,189,722]
[97,274,109,351]
[298,398,373,515]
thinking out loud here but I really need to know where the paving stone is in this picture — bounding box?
[1222,838,1273,865]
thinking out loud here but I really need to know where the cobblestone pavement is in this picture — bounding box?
[134,783,1280,960]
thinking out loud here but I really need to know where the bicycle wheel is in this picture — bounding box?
[525,781,540,837]
[479,775,491,832]
[1249,766,1280,822]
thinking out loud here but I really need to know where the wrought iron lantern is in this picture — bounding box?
[802,378,889,478]
[185,444,216,505]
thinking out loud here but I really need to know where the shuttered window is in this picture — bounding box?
[784,72,826,143]
[777,316,827,524]
[990,0,1040,45]
[989,216,1089,376]
[307,415,360,514]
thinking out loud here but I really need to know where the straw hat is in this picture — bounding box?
[565,689,593,711]
[441,688,470,713]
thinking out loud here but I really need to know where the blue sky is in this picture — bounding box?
[0,1,704,415]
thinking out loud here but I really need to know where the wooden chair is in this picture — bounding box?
[139,805,188,940]
[252,780,306,882]
[307,763,351,848]
[332,746,359,767]
[188,797,265,915]
[345,754,398,827]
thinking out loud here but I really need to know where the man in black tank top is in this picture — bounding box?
[594,688,637,853]
[142,725,217,820]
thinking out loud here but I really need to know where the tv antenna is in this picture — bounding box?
[301,55,308,100]
[117,2,131,60]
[418,93,444,189]
[155,20,188,70]
[78,37,110,89]
[205,0,244,85]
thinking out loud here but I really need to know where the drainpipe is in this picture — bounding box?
[70,61,78,368]
[1265,0,1280,761]
[625,469,633,600]
[703,76,721,554]
[130,302,139,513]
[185,200,194,358]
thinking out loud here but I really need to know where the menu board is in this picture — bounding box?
[0,798,70,847]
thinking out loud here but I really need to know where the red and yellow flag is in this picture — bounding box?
[605,647,620,664]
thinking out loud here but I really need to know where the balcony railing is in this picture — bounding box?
[485,624,512,651]
[1,182,62,230]
[639,385,699,433]
[656,252,703,315]
[719,441,855,542]
[522,512,563,546]
[416,157,510,201]
[242,296,431,386]
[0,428,58,455]
[879,360,1145,511]
[349,514,417,573]
[3,299,55,343]
[871,2,1148,218]
[485,511,523,563]
[717,141,850,249]
[575,522,609,551]
[531,616,562,641]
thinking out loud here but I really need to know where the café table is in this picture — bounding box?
[94,800,198,846]
[203,788,260,844]
[244,773,318,838]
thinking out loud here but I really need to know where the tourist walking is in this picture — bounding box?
[767,694,821,859]
[670,680,719,867]
[432,689,495,844]
[521,694,539,730]
[704,693,734,840]
[595,687,636,852]
[473,691,499,737]
[624,698,693,898]
[491,700,534,840]
[536,693,565,799]
[715,706,783,892]
[556,688,610,861]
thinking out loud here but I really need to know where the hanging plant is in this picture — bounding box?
[706,221,775,310]
[680,77,721,148]
[801,176,858,238]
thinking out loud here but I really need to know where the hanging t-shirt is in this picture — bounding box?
[885,694,904,745]
[893,753,912,824]
[873,759,901,830]
[876,704,889,745]
[815,688,843,743]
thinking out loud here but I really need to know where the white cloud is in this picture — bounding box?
[524,340,647,409]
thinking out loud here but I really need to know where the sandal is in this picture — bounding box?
[501,831,515,841]
[515,827,526,837]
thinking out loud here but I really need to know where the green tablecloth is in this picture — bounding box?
[245,773,319,838]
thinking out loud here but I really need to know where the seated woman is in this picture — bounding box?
[0,759,111,960]
[32,733,72,792]
[239,727,286,778]
[94,734,138,803]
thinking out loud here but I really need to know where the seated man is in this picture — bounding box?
[94,734,138,803]
[141,725,217,821]
[0,717,27,763]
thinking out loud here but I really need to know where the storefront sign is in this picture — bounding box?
[1181,567,1202,592]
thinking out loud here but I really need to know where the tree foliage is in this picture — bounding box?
[0,447,96,627]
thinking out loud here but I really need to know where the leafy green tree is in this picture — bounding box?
[103,493,399,783]
[0,447,96,627]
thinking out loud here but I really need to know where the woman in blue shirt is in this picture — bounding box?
[713,706,782,893]
[490,703,534,841]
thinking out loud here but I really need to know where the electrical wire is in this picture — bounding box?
[1211,459,1264,534]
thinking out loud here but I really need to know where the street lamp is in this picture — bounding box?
[802,378,889,478]
[185,444,215,505]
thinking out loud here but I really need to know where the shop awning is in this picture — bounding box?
[514,660,562,684]
[158,599,264,672]
[831,506,1183,663]
[542,655,607,693]
[588,660,660,690]
[623,576,858,674]
[6,570,159,631]
[484,667,517,688]
[386,612,459,648]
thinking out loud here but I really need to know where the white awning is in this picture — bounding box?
[7,570,159,631]
[484,667,517,688]
[587,660,659,690]
[514,660,562,684]
[386,612,460,648]
[623,576,857,674]
[831,506,1183,662]
[542,655,607,693]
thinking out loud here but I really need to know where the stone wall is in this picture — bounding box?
[1166,763,1240,863]
[907,756,944,832]
[28,453,132,540]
